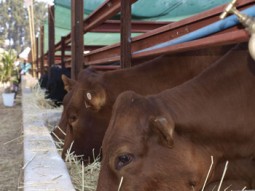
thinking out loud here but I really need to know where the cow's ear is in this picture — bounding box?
[84,86,106,111]
[62,75,75,92]
[150,116,175,148]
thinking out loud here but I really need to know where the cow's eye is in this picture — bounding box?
[115,153,134,170]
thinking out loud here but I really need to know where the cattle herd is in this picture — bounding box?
[40,65,71,106]
[43,42,255,190]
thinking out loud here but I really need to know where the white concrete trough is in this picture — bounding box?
[22,84,75,191]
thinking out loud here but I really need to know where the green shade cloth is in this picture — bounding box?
[42,0,230,54]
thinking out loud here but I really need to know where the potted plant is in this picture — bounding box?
[0,49,19,107]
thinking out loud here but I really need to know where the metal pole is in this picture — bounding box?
[71,0,84,80]
[120,0,132,68]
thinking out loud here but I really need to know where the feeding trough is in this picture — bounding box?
[21,79,100,190]
[21,80,75,191]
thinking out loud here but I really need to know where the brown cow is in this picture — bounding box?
[51,80,76,141]
[57,46,235,162]
[96,43,255,190]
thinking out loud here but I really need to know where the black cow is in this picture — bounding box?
[39,72,48,89]
[42,65,71,106]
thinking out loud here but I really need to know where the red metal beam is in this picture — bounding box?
[84,0,137,32]
[40,26,45,74]
[36,36,39,77]
[71,0,84,80]
[84,0,255,65]
[63,45,104,51]
[120,0,132,68]
[55,45,104,65]
[91,65,120,70]
[62,63,120,71]
[61,37,66,68]
[133,30,249,59]
[54,21,169,52]
[84,29,249,65]
[90,20,171,33]
[48,5,55,72]
[54,0,138,52]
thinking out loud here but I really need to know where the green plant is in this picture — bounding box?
[0,49,19,93]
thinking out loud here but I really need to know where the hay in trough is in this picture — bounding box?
[65,151,100,191]
[53,137,100,191]
[30,82,56,109]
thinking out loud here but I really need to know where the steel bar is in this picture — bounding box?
[120,0,132,68]
[48,5,55,78]
[85,29,249,65]
[71,0,84,79]
[84,0,254,65]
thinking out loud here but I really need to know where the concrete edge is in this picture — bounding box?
[22,80,75,191]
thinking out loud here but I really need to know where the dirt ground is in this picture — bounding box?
[0,90,23,191]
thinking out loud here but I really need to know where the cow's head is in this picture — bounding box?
[51,75,75,140]
[46,66,71,106]
[97,91,213,191]
[60,68,112,162]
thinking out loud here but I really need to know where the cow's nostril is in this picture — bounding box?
[189,180,197,190]
[69,115,77,123]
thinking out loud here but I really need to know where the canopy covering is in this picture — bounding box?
[42,0,230,54]
[55,0,230,20]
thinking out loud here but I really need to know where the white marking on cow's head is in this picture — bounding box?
[83,86,107,111]
[86,92,92,100]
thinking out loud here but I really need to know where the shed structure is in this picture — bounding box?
[36,0,253,77]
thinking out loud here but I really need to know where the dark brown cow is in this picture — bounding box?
[97,43,255,191]
[52,85,75,140]
[56,46,234,162]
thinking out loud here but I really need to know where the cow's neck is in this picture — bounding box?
[159,44,255,159]
[103,47,232,100]
[102,56,186,96]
